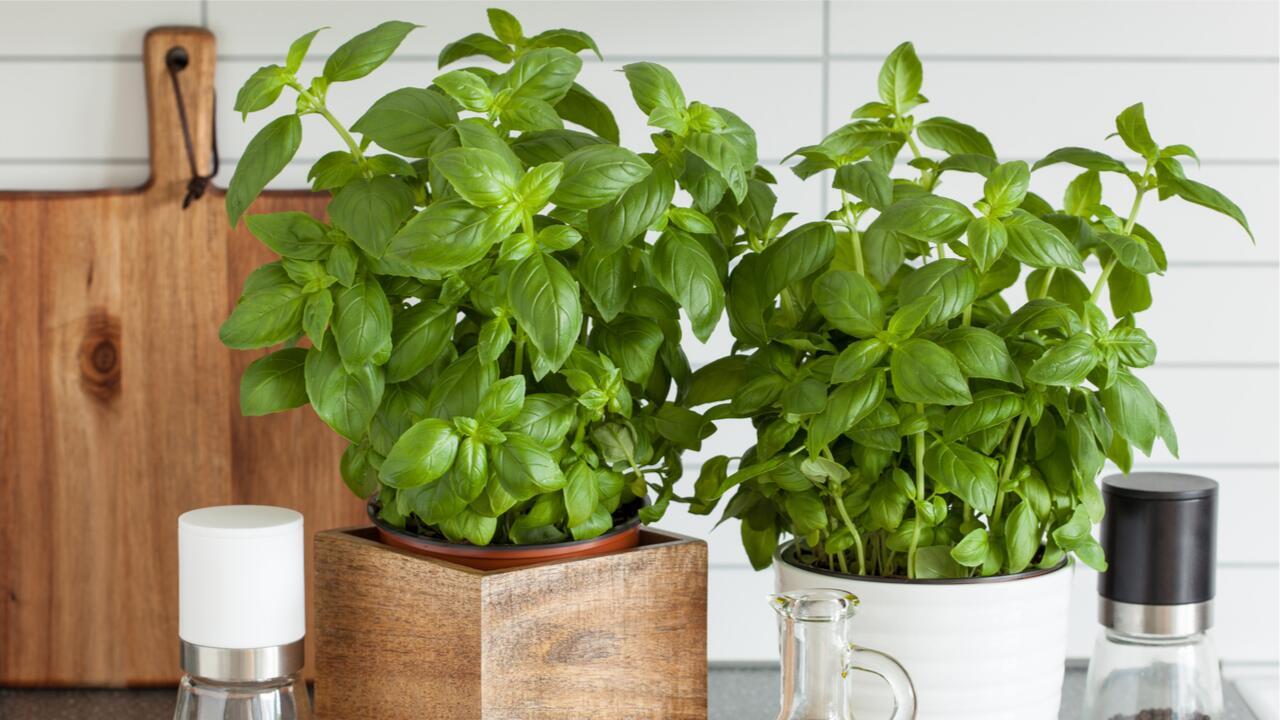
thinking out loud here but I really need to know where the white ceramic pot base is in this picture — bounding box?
[773,542,1074,720]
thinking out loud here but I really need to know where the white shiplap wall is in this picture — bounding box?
[1,0,1276,676]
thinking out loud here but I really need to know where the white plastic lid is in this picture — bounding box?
[178,505,305,649]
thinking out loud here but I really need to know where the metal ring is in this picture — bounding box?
[180,638,304,683]
[1099,598,1213,636]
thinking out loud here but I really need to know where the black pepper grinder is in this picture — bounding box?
[1082,472,1223,720]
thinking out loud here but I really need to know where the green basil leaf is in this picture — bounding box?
[239,347,309,416]
[916,116,995,158]
[877,41,922,113]
[233,64,289,118]
[1004,502,1040,573]
[833,161,893,211]
[220,284,304,349]
[516,162,564,213]
[383,200,515,275]
[380,418,459,489]
[324,20,418,82]
[925,441,997,514]
[983,161,1030,215]
[965,216,1007,272]
[1108,265,1152,316]
[506,394,577,448]
[500,96,565,132]
[587,158,675,253]
[578,243,633,322]
[328,176,414,257]
[1104,326,1157,368]
[951,528,990,567]
[813,269,883,336]
[872,195,971,244]
[477,315,513,363]
[245,211,329,260]
[685,132,748,203]
[898,258,978,328]
[686,356,750,406]
[552,144,651,210]
[652,230,724,342]
[554,82,620,143]
[332,280,393,369]
[1101,232,1160,274]
[426,351,496,420]
[597,316,663,383]
[302,289,334,349]
[494,433,567,500]
[622,61,685,114]
[508,251,582,373]
[477,375,526,426]
[285,27,324,73]
[527,27,601,58]
[943,390,1022,441]
[1003,209,1084,270]
[439,33,513,67]
[1064,170,1102,217]
[350,87,457,158]
[806,373,885,455]
[890,338,972,406]
[1161,174,1253,241]
[1031,147,1129,174]
[936,327,1021,385]
[1026,334,1100,387]
[885,295,938,339]
[304,341,384,440]
[1114,102,1158,160]
[504,47,581,103]
[227,115,302,225]
[386,301,454,383]
[831,338,890,383]
[563,461,599,528]
[433,69,493,112]
[433,147,519,207]
[1099,370,1159,455]
[785,491,828,535]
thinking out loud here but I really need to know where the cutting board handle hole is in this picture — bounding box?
[166,47,190,72]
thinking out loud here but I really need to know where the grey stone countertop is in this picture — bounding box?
[0,664,1258,719]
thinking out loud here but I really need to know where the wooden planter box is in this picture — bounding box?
[313,526,708,720]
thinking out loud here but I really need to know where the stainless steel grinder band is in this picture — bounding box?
[1099,598,1213,637]
[180,638,305,683]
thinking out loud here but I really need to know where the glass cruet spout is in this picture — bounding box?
[770,589,916,720]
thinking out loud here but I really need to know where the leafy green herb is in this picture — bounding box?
[689,43,1251,579]
[222,9,758,546]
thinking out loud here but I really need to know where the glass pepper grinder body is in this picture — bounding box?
[772,589,916,720]
[1083,473,1223,720]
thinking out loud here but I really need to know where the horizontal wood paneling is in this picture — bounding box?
[0,1,201,56]
[828,1,1279,59]
[207,0,825,59]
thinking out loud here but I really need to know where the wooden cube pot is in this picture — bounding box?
[313,526,708,720]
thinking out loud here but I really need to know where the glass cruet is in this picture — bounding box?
[771,589,917,720]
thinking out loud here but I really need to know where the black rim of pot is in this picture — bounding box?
[778,539,1070,585]
[366,496,646,550]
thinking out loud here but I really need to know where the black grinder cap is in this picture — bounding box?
[1099,472,1218,606]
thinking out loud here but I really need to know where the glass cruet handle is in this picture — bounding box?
[843,643,917,720]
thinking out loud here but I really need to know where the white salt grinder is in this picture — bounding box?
[174,505,312,720]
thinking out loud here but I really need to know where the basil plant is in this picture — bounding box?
[219,10,761,546]
[688,43,1252,579]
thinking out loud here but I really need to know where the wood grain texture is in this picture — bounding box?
[0,28,360,686]
[314,527,709,720]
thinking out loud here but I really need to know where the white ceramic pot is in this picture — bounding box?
[774,541,1074,720]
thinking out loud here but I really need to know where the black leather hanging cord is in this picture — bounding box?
[165,46,219,209]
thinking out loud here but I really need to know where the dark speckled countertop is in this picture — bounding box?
[0,664,1258,719]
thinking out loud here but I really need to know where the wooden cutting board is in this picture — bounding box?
[0,27,362,686]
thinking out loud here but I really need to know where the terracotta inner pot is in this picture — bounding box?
[367,501,643,571]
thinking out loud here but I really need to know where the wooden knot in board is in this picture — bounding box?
[79,308,121,402]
